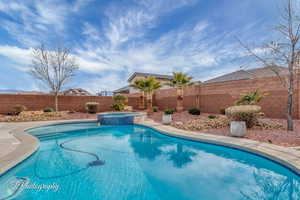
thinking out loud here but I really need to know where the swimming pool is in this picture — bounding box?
[1,122,300,200]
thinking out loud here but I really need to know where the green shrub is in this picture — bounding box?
[44,107,54,112]
[220,108,226,115]
[153,106,159,112]
[235,88,268,105]
[111,103,125,111]
[188,108,200,115]
[208,114,217,119]
[226,105,261,128]
[85,102,99,114]
[112,94,128,104]
[164,109,174,115]
[111,94,128,111]
[12,104,27,115]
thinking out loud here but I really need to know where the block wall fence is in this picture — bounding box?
[153,75,300,119]
[0,75,299,119]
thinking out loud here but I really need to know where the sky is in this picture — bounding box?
[0,0,284,93]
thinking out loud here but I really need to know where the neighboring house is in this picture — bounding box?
[204,66,289,84]
[113,72,173,95]
[63,88,92,96]
[97,91,113,96]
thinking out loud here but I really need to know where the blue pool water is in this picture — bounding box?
[1,122,300,200]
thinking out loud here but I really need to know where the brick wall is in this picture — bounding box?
[0,76,299,119]
[0,94,140,113]
[199,77,293,119]
[152,76,300,119]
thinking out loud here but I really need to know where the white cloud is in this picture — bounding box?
[0,45,32,70]
[0,0,274,92]
[80,74,127,93]
[0,0,94,47]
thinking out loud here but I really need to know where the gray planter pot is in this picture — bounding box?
[230,121,246,137]
[162,114,172,124]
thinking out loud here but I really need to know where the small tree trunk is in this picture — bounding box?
[287,58,295,131]
[139,92,145,109]
[176,88,184,112]
[55,94,59,111]
[146,91,153,112]
[287,87,294,131]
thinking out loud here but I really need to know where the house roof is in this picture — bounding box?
[127,72,173,82]
[204,66,289,84]
[113,85,130,93]
[63,88,92,96]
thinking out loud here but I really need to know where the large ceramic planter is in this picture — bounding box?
[162,114,172,125]
[230,121,246,137]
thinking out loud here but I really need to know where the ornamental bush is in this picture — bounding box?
[164,109,174,115]
[208,114,217,119]
[225,105,261,128]
[12,104,27,115]
[235,88,268,105]
[111,94,128,111]
[153,106,159,112]
[85,102,99,114]
[112,94,128,104]
[219,108,226,115]
[188,108,200,115]
[44,107,54,112]
[111,103,125,111]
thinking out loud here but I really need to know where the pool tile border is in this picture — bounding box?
[1,119,300,176]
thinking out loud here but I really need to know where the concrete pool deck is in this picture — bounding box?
[1,119,300,176]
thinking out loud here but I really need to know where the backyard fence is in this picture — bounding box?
[0,75,299,119]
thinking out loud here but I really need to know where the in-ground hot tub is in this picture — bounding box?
[97,112,147,125]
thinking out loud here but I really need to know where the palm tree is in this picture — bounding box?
[167,72,193,112]
[130,77,162,111]
[130,79,146,109]
[143,77,162,111]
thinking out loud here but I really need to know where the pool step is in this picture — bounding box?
[34,132,70,140]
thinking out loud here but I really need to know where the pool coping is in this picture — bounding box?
[1,119,300,176]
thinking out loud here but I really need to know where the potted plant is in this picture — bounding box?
[163,109,174,124]
[225,89,267,137]
[85,102,99,114]
[226,105,261,137]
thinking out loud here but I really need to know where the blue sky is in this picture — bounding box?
[0,0,283,93]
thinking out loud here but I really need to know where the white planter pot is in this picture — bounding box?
[162,114,172,124]
[230,121,246,137]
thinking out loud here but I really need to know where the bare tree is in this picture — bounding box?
[237,0,300,131]
[30,44,79,111]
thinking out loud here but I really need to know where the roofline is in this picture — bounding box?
[127,72,173,82]
[203,66,290,84]
[203,78,251,84]
[113,85,130,93]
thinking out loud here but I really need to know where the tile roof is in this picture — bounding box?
[63,88,92,96]
[113,85,130,93]
[127,72,173,82]
[204,66,289,84]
